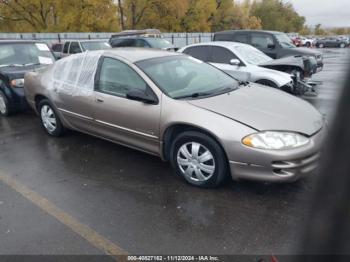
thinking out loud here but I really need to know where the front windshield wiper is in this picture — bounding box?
[175,92,214,100]
[0,63,42,68]
[175,86,237,100]
[0,64,24,68]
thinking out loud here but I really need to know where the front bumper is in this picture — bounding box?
[228,127,326,183]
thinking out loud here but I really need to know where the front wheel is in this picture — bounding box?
[170,131,228,188]
[0,90,10,116]
[318,44,324,48]
[38,99,64,137]
[340,43,346,48]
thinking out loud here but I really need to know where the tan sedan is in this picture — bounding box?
[24,49,325,187]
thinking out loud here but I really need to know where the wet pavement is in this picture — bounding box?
[0,48,349,256]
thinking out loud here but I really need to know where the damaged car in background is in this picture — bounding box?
[179,42,317,95]
[24,49,325,188]
[0,40,55,116]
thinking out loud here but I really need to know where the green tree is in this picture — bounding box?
[0,0,120,32]
[251,0,305,32]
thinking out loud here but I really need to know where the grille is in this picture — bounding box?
[272,153,320,177]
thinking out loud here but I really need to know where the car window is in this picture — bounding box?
[52,44,63,52]
[182,46,211,62]
[210,47,237,64]
[135,39,150,48]
[63,42,70,54]
[214,34,234,41]
[69,42,82,54]
[251,33,274,49]
[234,34,249,44]
[96,57,147,97]
[112,39,136,47]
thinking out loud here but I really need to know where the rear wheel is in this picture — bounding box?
[170,131,228,188]
[318,43,324,48]
[306,42,311,48]
[0,90,10,116]
[38,99,64,137]
[340,43,346,48]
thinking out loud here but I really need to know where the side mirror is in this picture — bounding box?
[230,59,241,66]
[126,89,158,104]
[267,44,275,49]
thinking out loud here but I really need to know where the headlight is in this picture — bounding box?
[242,131,310,150]
[10,78,25,88]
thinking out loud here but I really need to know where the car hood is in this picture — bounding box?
[259,56,304,69]
[283,47,321,57]
[0,64,48,80]
[188,84,323,136]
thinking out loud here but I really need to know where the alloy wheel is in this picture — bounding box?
[177,142,215,182]
[41,105,57,133]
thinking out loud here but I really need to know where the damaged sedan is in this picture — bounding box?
[179,42,316,95]
[24,49,325,188]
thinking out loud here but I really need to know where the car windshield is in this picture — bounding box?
[81,41,111,51]
[0,42,55,67]
[146,38,174,49]
[136,55,238,99]
[275,33,296,48]
[235,45,273,65]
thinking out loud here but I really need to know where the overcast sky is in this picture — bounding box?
[284,0,350,28]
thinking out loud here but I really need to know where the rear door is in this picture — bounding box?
[92,56,161,155]
[52,55,96,133]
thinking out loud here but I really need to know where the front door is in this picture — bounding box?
[250,33,277,59]
[209,46,250,82]
[92,57,161,155]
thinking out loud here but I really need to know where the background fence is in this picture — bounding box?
[0,32,214,47]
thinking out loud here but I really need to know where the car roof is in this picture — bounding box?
[102,48,182,63]
[182,41,251,49]
[215,30,284,35]
[110,37,161,40]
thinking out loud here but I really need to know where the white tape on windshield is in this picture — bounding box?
[38,56,53,65]
[35,43,50,51]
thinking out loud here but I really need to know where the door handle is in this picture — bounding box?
[95,98,104,103]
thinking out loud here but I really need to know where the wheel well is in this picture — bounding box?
[162,124,227,162]
[255,79,278,88]
[34,95,48,110]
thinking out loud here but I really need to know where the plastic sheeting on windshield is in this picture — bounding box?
[45,51,103,96]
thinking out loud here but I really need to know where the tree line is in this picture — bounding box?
[0,0,343,35]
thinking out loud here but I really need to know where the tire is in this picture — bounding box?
[306,42,311,48]
[38,99,64,137]
[0,90,10,116]
[340,43,346,48]
[318,44,324,48]
[170,131,228,188]
[255,79,279,89]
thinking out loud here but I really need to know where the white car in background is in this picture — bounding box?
[300,37,316,47]
[179,42,296,94]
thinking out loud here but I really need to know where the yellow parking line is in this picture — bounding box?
[0,171,129,257]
